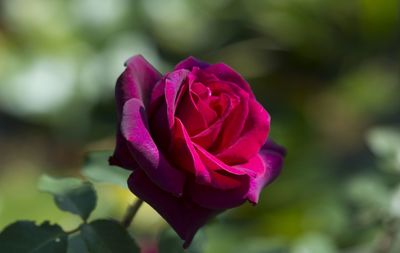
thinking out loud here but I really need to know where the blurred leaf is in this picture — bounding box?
[82,151,131,188]
[0,221,67,253]
[38,175,97,221]
[390,185,400,218]
[347,176,390,218]
[233,238,288,253]
[158,227,205,253]
[367,127,400,172]
[367,128,400,157]
[291,233,337,253]
[81,219,139,253]
[67,233,88,253]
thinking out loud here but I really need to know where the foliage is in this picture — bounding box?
[0,170,140,253]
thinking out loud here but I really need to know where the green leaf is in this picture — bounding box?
[158,227,205,253]
[0,221,67,253]
[38,175,97,221]
[291,233,337,253]
[81,219,140,253]
[233,238,288,253]
[366,127,400,172]
[67,233,88,253]
[82,151,131,188]
[346,175,390,220]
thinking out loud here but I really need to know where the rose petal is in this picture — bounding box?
[195,144,254,178]
[171,118,212,184]
[112,55,161,170]
[191,94,232,149]
[116,55,161,116]
[189,172,250,209]
[231,151,265,177]
[247,141,286,204]
[165,70,189,128]
[109,130,139,170]
[205,63,254,97]
[148,70,189,149]
[175,85,208,135]
[174,56,210,71]
[210,85,249,153]
[217,99,270,164]
[128,169,218,248]
[121,98,185,196]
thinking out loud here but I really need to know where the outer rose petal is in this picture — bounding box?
[247,140,286,204]
[121,98,185,196]
[111,55,161,170]
[174,56,210,71]
[189,173,250,209]
[128,169,218,248]
[109,131,139,170]
[116,55,161,116]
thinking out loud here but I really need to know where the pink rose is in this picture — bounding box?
[110,55,285,247]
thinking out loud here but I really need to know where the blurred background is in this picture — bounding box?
[0,0,399,252]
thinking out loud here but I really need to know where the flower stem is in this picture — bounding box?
[66,225,81,235]
[121,198,144,228]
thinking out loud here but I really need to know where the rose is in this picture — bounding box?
[109,55,285,247]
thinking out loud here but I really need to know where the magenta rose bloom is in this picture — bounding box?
[110,55,285,247]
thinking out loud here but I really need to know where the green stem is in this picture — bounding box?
[121,198,144,228]
[66,225,81,235]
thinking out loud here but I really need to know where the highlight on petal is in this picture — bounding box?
[128,169,218,248]
[164,70,190,129]
[121,98,185,196]
[116,55,162,116]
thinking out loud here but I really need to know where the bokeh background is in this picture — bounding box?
[0,0,399,252]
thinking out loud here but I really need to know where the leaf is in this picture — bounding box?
[67,233,88,253]
[346,175,390,220]
[0,221,67,253]
[81,219,140,253]
[158,227,205,253]
[233,238,288,253]
[38,175,97,221]
[82,151,131,188]
[291,233,337,253]
[366,127,400,172]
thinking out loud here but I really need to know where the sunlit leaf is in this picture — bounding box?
[367,127,400,157]
[38,175,97,221]
[233,238,288,253]
[367,127,400,173]
[0,221,67,253]
[81,219,139,253]
[291,233,337,253]
[82,151,131,188]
